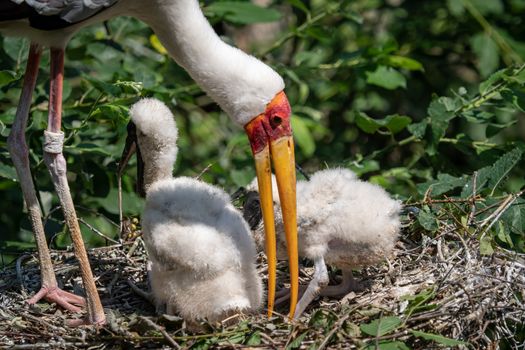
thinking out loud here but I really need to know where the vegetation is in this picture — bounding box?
[0,0,524,348]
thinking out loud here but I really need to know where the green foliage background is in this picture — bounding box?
[0,0,524,260]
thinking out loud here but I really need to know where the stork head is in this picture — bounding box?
[244,91,298,318]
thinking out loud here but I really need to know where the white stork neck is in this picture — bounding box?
[134,0,284,126]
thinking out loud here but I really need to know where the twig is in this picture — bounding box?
[194,163,213,180]
[139,316,181,349]
[467,171,478,226]
[20,313,61,332]
[78,218,119,244]
[15,254,32,290]
[317,308,356,350]
[478,191,521,241]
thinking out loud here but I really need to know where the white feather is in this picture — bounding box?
[0,0,284,125]
[132,98,263,322]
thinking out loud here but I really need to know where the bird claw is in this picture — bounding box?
[27,286,85,313]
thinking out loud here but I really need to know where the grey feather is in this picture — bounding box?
[14,0,118,23]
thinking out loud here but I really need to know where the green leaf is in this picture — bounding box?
[355,113,411,135]
[287,0,309,14]
[286,332,307,349]
[465,147,525,197]
[365,341,410,350]
[227,332,245,344]
[411,330,468,346]
[479,68,508,94]
[428,97,458,121]
[426,97,459,155]
[291,115,316,156]
[486,148,524,193]
[501,88,525,112]
[0,163,18,181]
[94,188,144,215]
[418,208,439,232]
[245,332,261,346]
[355,112,380,134]
[496,221,513,247]
[401,287,437,315]
[417,173,468,196]
[387,55,424,71]
[3,37,29,62]
[480,234,494,255]
[0,70,18,87]
[471,33,500,78]
[92,104,129,121]
[347,159,380,176]
[205,2,282,24]
[366,66,407,90]
[503,198,525,235]
[360,316,402,337]
[486,120,518,138]
[384,114,412,134]
[407,120,427,139]
[84,76,122,96]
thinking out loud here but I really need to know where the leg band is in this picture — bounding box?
[43,130,64,154]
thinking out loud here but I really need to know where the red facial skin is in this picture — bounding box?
[245,91,292,154]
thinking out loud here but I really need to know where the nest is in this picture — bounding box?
[0,220,524,349]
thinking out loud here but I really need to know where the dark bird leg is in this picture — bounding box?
[41,47,105,326]
[7,43,85,314]
[319,269,364,296]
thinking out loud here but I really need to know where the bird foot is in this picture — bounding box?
[27,285,85,313]
[65,314,106,327]
[275,285,308,305]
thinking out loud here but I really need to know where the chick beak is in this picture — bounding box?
[118,121,146,198]
[245,91,299,319]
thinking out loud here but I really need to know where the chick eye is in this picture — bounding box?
[270,115,282,129]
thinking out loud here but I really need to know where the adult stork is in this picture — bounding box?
[0,0,298,325]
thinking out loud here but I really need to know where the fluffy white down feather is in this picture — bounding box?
[130,98,178,193]
[132,98,262,322]
[248,168,402,269]
[144,177,263,322]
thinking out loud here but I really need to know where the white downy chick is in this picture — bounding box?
[244,168,401,318]
[130,98,262,323]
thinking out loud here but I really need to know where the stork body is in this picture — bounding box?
[245,168,402,318]
[130,98,262,322]
[1,0,299,324]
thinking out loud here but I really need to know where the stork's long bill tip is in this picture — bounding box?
[245,91,299,319]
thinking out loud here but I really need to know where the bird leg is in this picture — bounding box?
[41,47,105,326]
[275,269,363,309]
[274,285,307,305]
[318,269,364,297]
[7,43,85,314]
[293,256,329,319]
